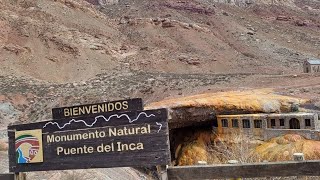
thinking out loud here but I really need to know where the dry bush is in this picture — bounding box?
[208,132,262,164]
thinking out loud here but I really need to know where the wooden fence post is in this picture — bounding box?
[14,173,26,180]
[158,165,168,180]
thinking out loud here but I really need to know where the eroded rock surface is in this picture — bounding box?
[254,134,320,161]
[146,89,310,129]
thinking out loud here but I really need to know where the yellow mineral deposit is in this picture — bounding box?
[176,130,215,166]
[147,89,318,166]
[254,134,320,161]
[146,89,309,114]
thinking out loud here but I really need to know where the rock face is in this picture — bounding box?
[147,89,319,166]
[254,134,320,161]
[210,0,296,7]
[98,0,119,6]
[146,89,310,129]
[0,140,8,151]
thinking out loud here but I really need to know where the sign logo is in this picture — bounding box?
[15,129,43,164]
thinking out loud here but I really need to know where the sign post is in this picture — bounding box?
[8,109,170,172]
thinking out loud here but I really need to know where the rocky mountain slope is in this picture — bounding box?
[1,0,320,82]
[1,0,320,179]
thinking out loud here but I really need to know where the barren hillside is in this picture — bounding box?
[1,0,319,82]
[1,0,320,179]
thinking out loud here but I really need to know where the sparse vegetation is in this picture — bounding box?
[208,132,262,164]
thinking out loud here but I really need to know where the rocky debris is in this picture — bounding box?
[85,0,100,5]
[3,44,28,55]
[97,0,119,6]
[121,17,211,32]
[178,55,201,65]
[139,46,149,51]
[119,16,131,24]
[247,27,256,32]
[162,19,175,28]
[139,86,154,94]
[49,37,80,56]
[276,15,291,21]
[294,19,308,26]
[119,45,128,51]
[17,0,38,9]
[222,11,229,16]
[247,31,255,35]
[162,2,215,16]
[188,23,210,32]
[54,0,108,19]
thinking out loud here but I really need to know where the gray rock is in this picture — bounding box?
[247,31,254,35]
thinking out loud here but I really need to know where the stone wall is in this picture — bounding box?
[217,114,266,140]
[266,113,316,130]
[314,113,320,130]
[216,127,264,140]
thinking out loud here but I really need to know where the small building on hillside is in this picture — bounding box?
[216,113,320,140]
[303,58,320,73]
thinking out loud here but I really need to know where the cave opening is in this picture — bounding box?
[169,119,217,165]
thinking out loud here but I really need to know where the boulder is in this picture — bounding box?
[294,20,308,27]
[162,19,175,28]
[276,15,291,21]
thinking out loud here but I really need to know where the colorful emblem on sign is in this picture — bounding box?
[15,129,43,164]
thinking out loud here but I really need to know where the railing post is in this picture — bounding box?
[293,153,305,161]
[158,165,168,180]
[14,173,26,180]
